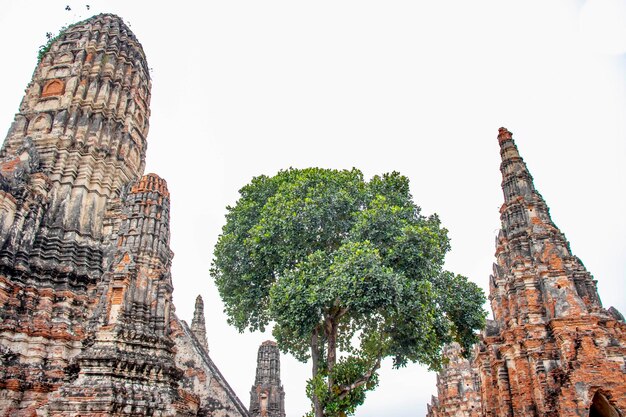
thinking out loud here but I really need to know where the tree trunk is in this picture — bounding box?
[311,327,323,417]
[326,316,337,389]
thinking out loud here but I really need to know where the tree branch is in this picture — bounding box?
[337,355,382,400]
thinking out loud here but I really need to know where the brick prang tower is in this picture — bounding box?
[48,174,192,416]
[426,128,626,417]
[0,13,153,415]
[474,128,626,416]
[250,341,286,417]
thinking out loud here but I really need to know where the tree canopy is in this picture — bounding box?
[211,167,486,417]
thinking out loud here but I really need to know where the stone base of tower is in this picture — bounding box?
[45,326,195,416]
[0,314,249,417]
[0,273,90,417]
[48,378,197,417]
[548,316,626,415]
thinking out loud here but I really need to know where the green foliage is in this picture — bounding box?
[37,6,91,63]
[38,27,68,63]
[211,168,486,417]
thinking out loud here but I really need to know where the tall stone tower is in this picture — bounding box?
[0,13,152,415]
[426,128,626,417]
[250,341,286,417]
[0,14,250,417]
[473,128,626,416]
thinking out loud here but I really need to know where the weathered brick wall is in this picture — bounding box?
[173,317,249,417]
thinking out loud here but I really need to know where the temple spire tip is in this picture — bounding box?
[497,127,513,144]
[191,294,208,352]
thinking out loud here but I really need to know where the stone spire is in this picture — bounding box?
[191,294,209,352]
[497,126,536,204]
[250,340,285,417]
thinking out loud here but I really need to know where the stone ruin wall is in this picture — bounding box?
[172,311,250,417]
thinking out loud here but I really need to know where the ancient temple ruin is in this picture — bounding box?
[427,128,626,416]
[0,14,253,417]
[1,10,624,417]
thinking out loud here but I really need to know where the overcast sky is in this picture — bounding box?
[1,1,625,416]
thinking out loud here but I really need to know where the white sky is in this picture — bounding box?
[1,1,625,416]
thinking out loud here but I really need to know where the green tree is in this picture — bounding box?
[211,168,485,417]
